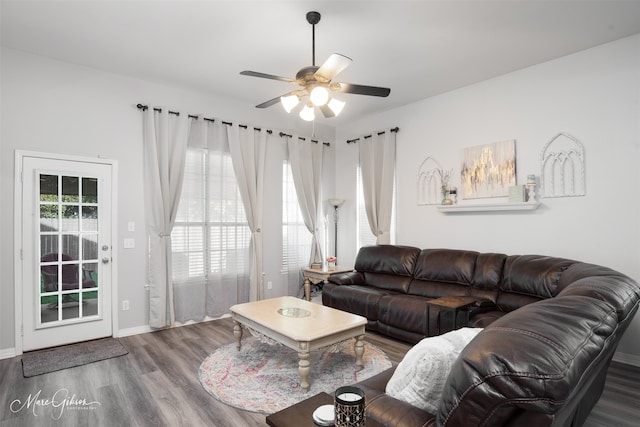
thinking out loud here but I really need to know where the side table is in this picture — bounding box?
[302,266,353,301]
[426,296,479,336]
[266,392,332,427]
[266,392,384,427]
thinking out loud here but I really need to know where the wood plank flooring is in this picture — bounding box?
[1,317,638,426]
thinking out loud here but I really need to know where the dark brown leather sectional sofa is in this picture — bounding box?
[321,245,640,426]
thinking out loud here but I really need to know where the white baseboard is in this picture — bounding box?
[116,314,231,338]
[0,347,17,360]
[116,325,153,338]
[613,351,640,367]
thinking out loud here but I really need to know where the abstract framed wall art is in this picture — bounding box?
[461,139,516,199]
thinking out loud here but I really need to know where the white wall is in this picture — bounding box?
[335,34,640,362]
[0,47,335,353]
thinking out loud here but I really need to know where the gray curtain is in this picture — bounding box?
[142,107,189,328]
[227,124,268,301]
[359,129,396,245]
[287,135,325,265]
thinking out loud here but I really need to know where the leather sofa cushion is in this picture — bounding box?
[377,294,430,335]
[354,245,421,293]
[355,245,420,277]
[558,263,640,321]
[408,280,468,299]
[364,272,414,294]
[321,282,393,322]
[472,252,507,290]
[437,295,618,426]
[413,249,478,284]
[501,255,576,298]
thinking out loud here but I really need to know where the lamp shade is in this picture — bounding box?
[328,198,344,207]
[280,94,300,113]
[327,98,345,116]
[299,103,315,121]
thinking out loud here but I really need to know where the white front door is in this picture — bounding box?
[19,154,115,351]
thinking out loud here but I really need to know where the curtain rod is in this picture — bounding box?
[136,104,273,134]
[278,132,331,147]
[346,126,399,144]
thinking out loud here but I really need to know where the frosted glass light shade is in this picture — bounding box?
[310,86,329,106]
[299,104,315,121]
[327,98,345,116]
[280,94,300,113]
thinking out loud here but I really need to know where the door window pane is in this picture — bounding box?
[83,263,98,289]
[62,176,79,202]
[40,175,58,202]
[82,177,98,203]
[61,235,79,260]
[40,235,58,259]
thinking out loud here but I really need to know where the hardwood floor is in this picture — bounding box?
[0,317,638,426]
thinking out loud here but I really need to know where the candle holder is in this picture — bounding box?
[335,386,365,427]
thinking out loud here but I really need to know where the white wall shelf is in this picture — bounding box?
[436,202,541,213]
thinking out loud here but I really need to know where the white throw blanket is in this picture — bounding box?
[386,327,483,414]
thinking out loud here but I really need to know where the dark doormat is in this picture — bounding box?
[21,337,128,377]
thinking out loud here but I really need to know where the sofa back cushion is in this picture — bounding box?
[558,263,640,321]
[497,255,577,311]
[409,249,477,297]
[355,245,420,293]
[437,296,619,426]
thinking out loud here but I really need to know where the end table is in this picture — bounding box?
[302,266,353,301]
[426,296,479,336]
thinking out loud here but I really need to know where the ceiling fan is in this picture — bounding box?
[240,11,391,120]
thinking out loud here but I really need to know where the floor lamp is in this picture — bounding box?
[328,199,344,259]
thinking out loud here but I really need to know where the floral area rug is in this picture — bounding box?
[198,337,392,414]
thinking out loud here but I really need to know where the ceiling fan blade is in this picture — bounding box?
[319,104,335,118]
[240,70,296,83]
[314,53,352,82]
[255,96,283,109]
[334,82,391,97]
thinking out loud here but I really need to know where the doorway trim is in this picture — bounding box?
[14,150,118,355]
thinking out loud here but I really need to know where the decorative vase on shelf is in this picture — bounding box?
[441,186,453,205]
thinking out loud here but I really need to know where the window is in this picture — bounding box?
[282,161,312,296]
[356,165,396,249]
[172,147,250,284]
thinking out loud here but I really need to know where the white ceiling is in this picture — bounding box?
[3,0,640,126]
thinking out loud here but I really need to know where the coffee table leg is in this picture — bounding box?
[233,321,243,351]
[354,335,365,368]
[298,350,310,392]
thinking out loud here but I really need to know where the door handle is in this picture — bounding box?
[102,257,110,264]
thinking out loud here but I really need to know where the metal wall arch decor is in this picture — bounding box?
[540,132,586,198]
[417,157,443,205]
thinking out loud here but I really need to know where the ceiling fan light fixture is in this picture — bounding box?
[299,103,315,121]
[280,94,300,113]
[310,86,329,106]
[327,98,345,116]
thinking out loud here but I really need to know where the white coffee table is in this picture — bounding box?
[230,296,367,392]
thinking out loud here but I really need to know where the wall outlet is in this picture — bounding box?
[122,300,130,311]
[267,281,273,290]
[123,238,135,249]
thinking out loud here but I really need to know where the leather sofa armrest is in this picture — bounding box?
[329,271,366,286]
